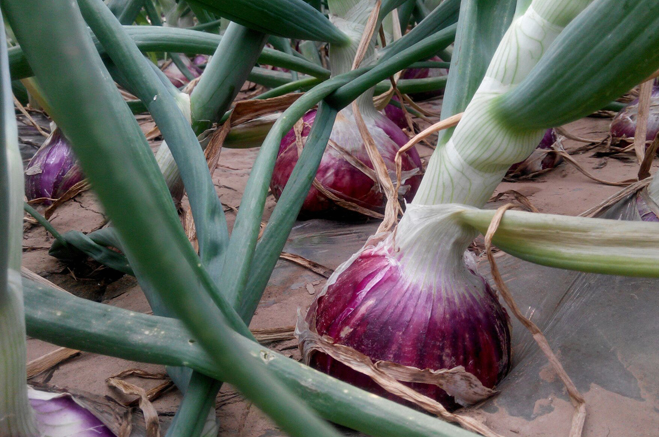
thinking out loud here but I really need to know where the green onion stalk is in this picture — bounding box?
[300,0,659,412]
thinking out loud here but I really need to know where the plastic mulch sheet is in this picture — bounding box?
[281,197,659,436]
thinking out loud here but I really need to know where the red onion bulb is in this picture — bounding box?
[506,128,562,177]
[610,86,659,146]
[24,128,84,204]
[270,108,423,217]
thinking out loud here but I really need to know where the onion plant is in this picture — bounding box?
[5,0,659,435]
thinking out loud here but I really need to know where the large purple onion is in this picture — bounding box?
[28,388,115,436]
[401,56,448,101]
[506,128,562,178]
[24,128,84,203]
[610,86,659,145]
[270,108,423,217]
[300,206,512,410]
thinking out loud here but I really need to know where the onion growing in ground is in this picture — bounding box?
[610,86,659,146]
[383,95,409,130]
[24,127,84,203]
[299,205,512,410]
[270,105,422,216]
[506,128,562,178]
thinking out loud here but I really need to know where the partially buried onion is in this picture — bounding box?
[270,105,423,217]
[610,86,659,146]
[299,204,512,410]
[25,127,84,204]
[506,128,562,178]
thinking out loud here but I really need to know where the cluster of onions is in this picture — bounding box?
[610,86,659,146]
[506,128,563,178]
[24,127,84,203]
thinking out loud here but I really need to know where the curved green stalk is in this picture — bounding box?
[381,0,460,60]
[0,10,38,433]
[495,0,659,130]
[218,71,362,310]
[239,102,337,321]
[4,2,344,436]
[23,202,68,248]
[24,278,477,437]
[8,26,331,81]
[326,23,456,109]
[78,0,229,279]
[374,76,448,95]
[190,22,268,132]
[186,0,351,45]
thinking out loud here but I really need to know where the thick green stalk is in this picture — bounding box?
[190,23,267,132]
[79,0,229,280]
[381,0,460,60]
[4,2,344,436]
[218,70,362,312]
[116,0,145,24]
[495,0,659,130]
[8,26,331,81]
[413,0,591,207]
[24,278,477,437]
[187,0,351,45]
[0,10,38,434]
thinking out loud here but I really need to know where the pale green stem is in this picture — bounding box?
[414,0,592,207]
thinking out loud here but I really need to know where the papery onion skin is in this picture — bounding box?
[305,229,511,410]
[636,194,659,222]
[24,128,84,204]
[270,109,422,217]
[506,128,561,177]
[28,388,115,437]
[610,86,659,146]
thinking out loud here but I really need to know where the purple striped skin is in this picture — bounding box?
[507,128,561,176]
[29,389,115,436]
[25,128,84,204]
[384,95,408,130]
[307,240,512,410]
[163,55,205,88]
[270,110,423,217]
[636,194,659,222]
[610,86,659,146]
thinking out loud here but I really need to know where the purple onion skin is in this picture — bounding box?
[610,86,659,145]
[270,110,422,216]
[25,128,84,204]
[163,55,205,87]
[506,128,561,176]
[29,389,115,437]
[636,194,659,222]
[307,243,512,410]
[384,95,408,130]
[401,56,448,101]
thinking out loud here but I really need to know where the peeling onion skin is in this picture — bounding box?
[610,86,659,146]
[305,224,512,410]
[24,128,84,204]
[28,388,115,437]
[270,109,423,217]
[636,194,659,222]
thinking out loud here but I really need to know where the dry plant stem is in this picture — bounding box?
[554,126,600,143]
[43,180,91,219]
[638,132,659,180]
[395,112,462,192]
[279,251,334,278]
[552,149,635,187]
[485,204,586,437]
[26,347,80,379]
[351,100,400,233]
[107,377,160,437]
[578,177,652,217]
[229,93,303,126]
[13,94,49,137]
[490,190,539,213]
[633,80,654,163]
[645,67,659,82]
[350,0,381,70]
[402,94,441,118]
